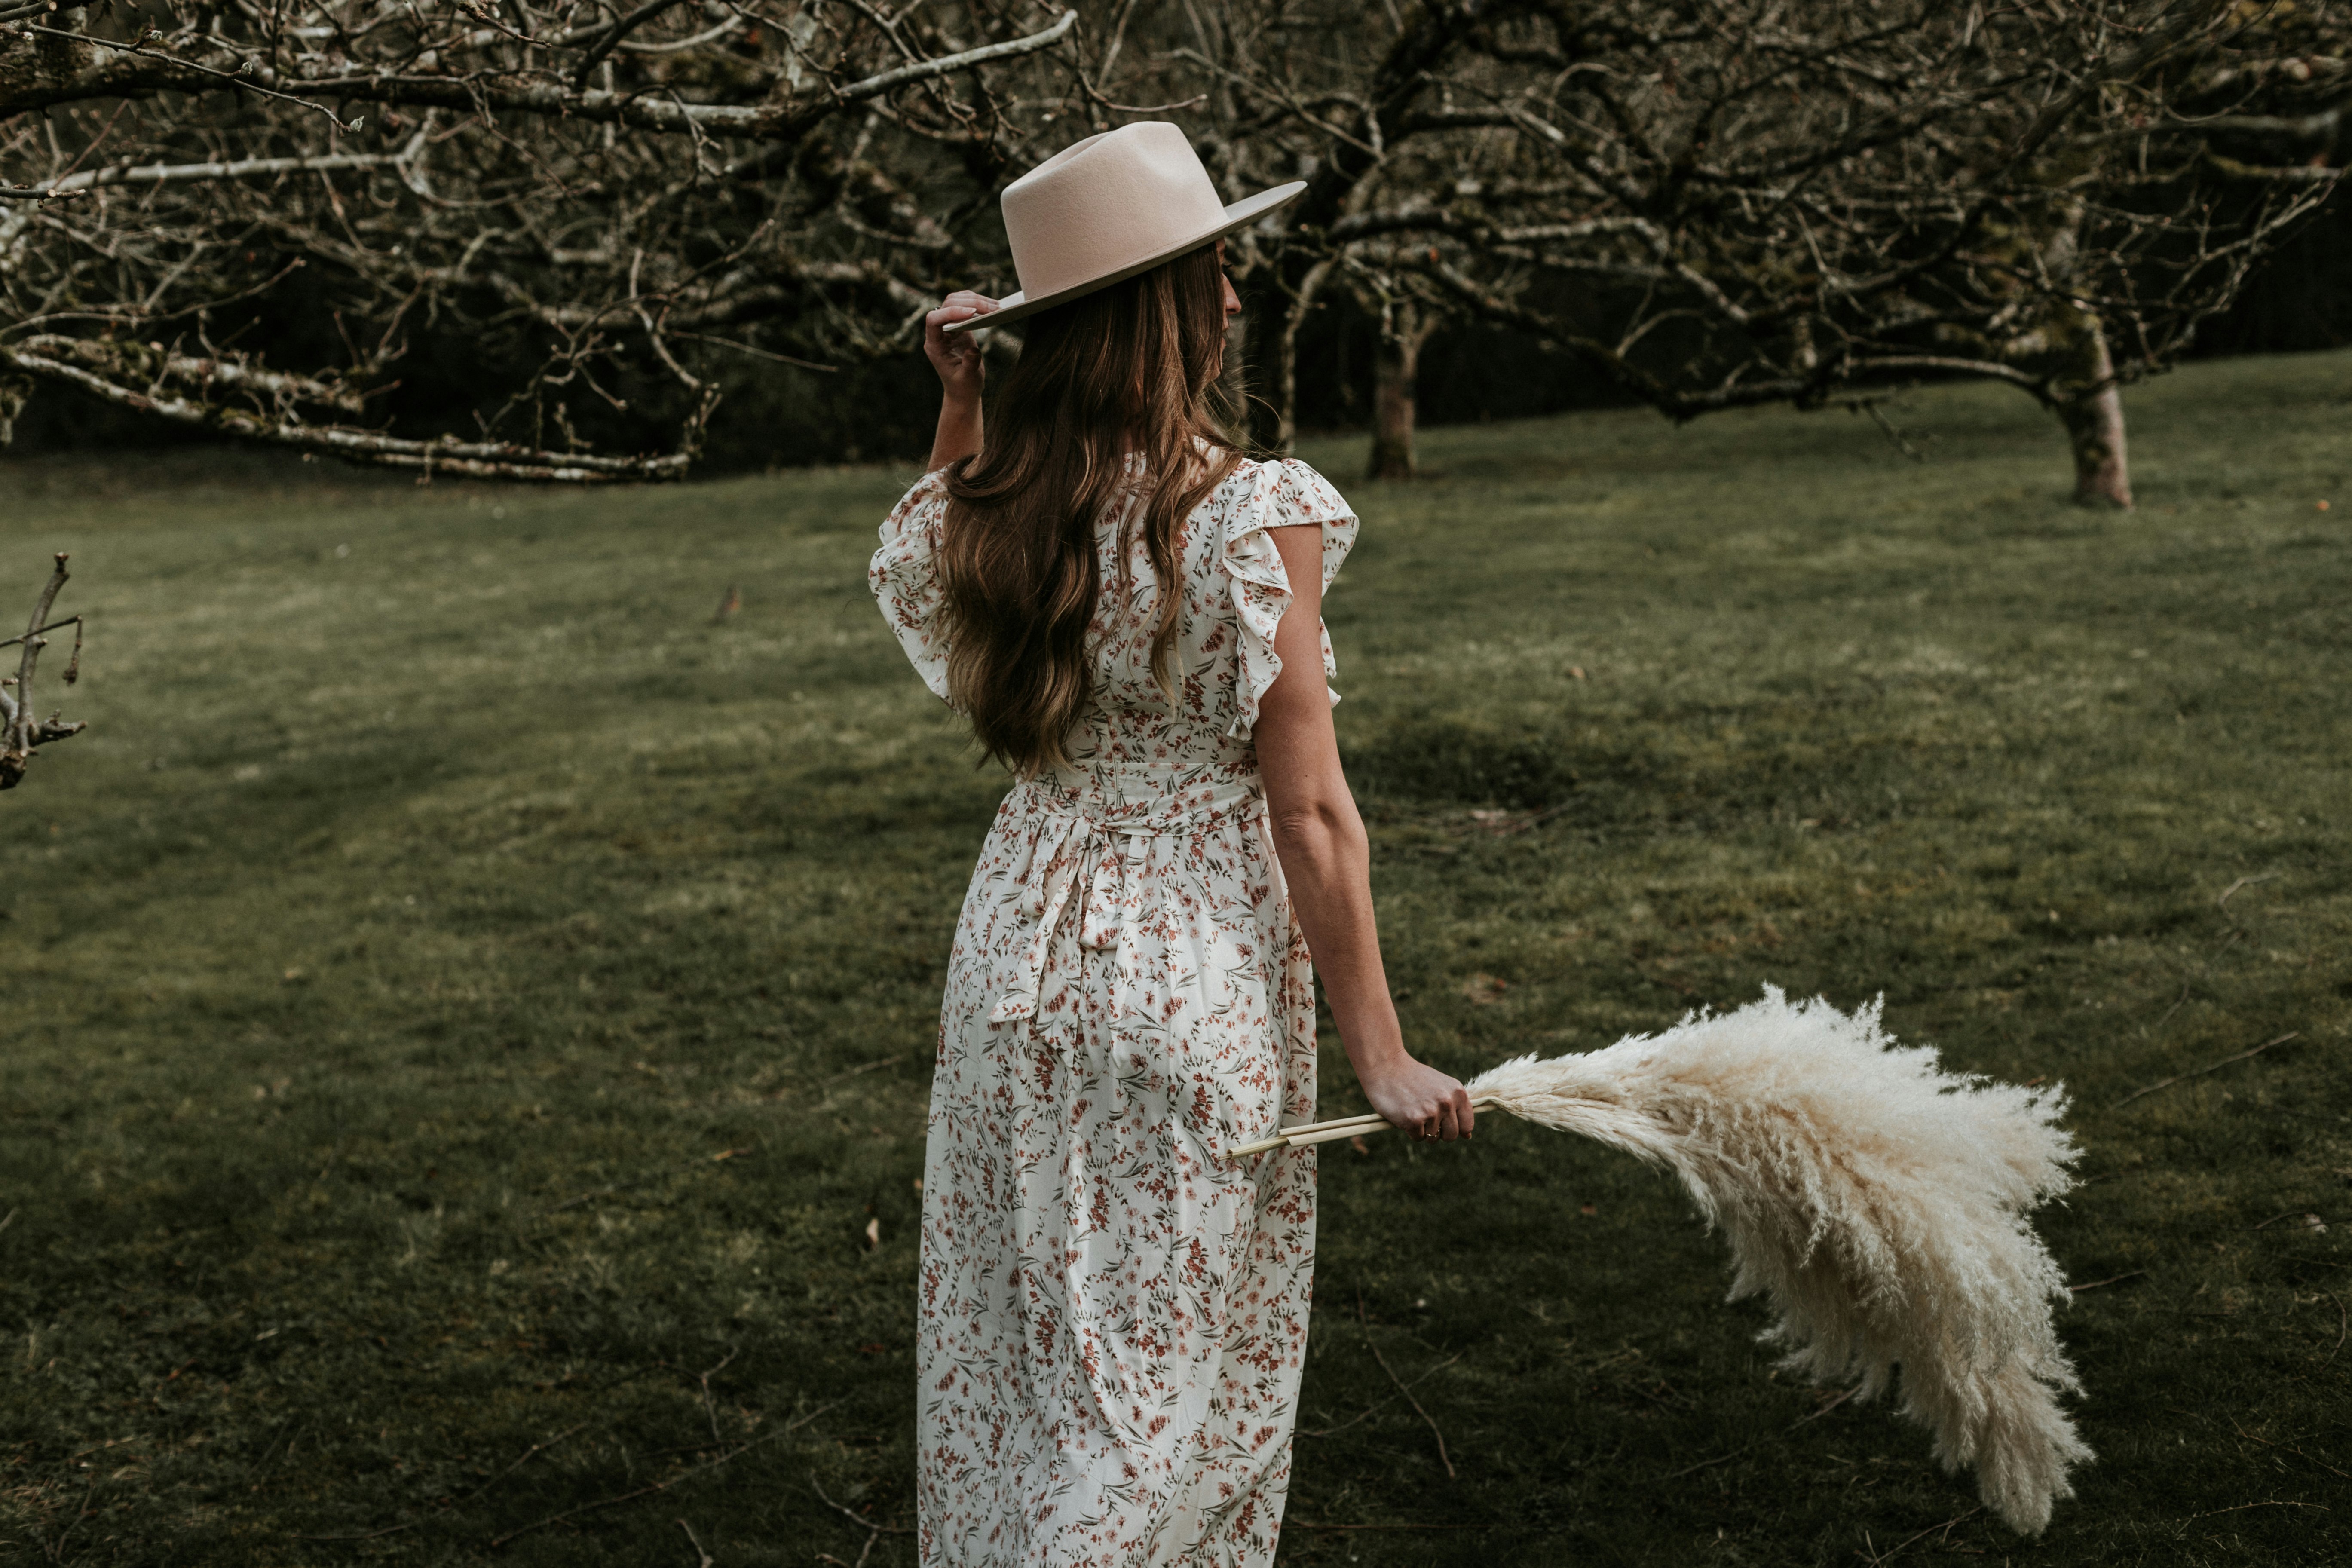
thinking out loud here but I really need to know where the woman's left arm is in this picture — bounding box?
[1255,522,1474,1141]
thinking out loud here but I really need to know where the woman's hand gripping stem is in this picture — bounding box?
[1253,524,1476,1145]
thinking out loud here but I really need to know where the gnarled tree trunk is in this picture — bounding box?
[1367,303,1437,481]
[2054,326,2132,509]
[2008,303,2135,509]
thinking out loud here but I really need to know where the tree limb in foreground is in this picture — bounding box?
[0,553,84,791]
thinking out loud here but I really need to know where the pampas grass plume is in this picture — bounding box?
[1466,987,2089,1533]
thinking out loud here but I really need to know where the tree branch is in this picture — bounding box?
[571,0,689,91]
[0,553,83,790]
[0,10,1080,142]
[0,346,691,481]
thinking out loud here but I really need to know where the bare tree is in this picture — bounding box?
[3,2,2339,496]
[1171,0,2346,505]
[0,1,1083,478]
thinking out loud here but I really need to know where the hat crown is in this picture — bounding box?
[1001,122,1230,302]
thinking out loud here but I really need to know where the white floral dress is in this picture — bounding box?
[871,456,1359,1567]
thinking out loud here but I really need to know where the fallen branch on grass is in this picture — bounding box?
[1656,1385,1862,1481]
[0,554,86,790]
[2229,1418,2352,1482]
[1357,1291,1455,1479]
[542,1146,753,1215]
[2067,1271,2147,1293]
[1298,1351,1460,1439]
[289,1422,588,1542]
[2215,873,2280,913]
[1859,1506,1984,1567]
[2114,1033,2300,1109]
[811,1471,913,1568]
[485,1401,838,1549]
[1657,1442,1758,1482]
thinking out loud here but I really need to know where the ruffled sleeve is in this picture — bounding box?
[869,469,955,703]
[1220,458,1360,738]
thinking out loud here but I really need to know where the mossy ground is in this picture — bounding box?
[0,352,2346,1565]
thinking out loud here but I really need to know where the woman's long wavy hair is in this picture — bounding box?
[938,246,1241,776]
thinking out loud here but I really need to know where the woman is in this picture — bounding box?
[870,123,1473,1567]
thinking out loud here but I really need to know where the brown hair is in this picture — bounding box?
[937,246,1241,776]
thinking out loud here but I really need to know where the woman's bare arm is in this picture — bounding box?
[922,290,997,471]
[1253,522,1475,1141]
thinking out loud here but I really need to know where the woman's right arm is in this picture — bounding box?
[1253,522,1475,1142]
[922,291,998,472]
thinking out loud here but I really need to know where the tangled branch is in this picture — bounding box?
[0,0,2339,486]
[0,2,1084,478]
[0,553,85,790]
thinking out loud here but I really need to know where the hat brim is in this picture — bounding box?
[942,181,1306,334]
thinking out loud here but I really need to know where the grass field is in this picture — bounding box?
[0,351,2346,1567]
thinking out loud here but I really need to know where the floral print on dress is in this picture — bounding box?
[871,457,1358,1567]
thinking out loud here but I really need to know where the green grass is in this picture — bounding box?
[0,352,2346,1566]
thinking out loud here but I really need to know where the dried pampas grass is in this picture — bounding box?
[1464,987,2089,1534]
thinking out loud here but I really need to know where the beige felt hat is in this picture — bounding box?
[942,122,1304,333]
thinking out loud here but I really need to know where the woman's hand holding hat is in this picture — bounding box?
[925,290,998,402]
[923,290,996,472]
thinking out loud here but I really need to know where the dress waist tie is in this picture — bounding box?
[985,772,1266,1029]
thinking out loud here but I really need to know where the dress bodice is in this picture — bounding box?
[870,455,1359,814]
